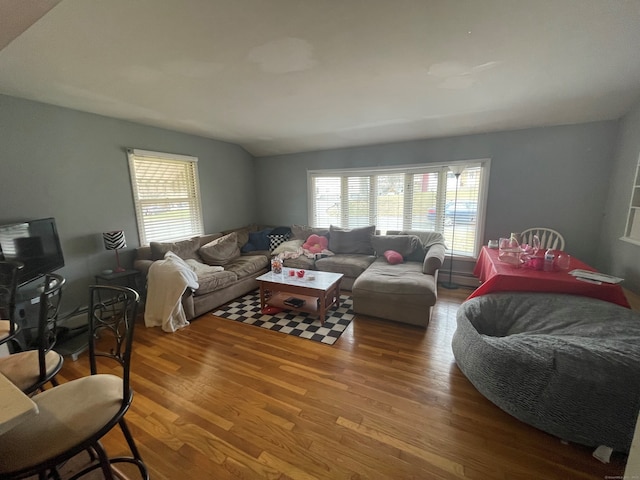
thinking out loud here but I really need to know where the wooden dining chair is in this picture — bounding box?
[520,227,565,251]
[0,284,149,480]
[0,273,65,395]
[0,261,24,349]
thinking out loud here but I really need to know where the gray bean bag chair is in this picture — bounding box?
[452,293,640,453]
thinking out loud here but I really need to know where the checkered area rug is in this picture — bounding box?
[211,291,354,345]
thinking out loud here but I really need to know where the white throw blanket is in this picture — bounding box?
[144,252,200,333]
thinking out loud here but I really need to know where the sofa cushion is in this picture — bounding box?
[371,235,420,258]
[291,224,330,241]
[355,258,437,305]
[199,232,241,266]
[194,270,238,296]
[224,255,269,278]
[282,255,316,270]
[231,226,252,249]
[329,225,375,255]
[150,237,201,261]
[315,254,376,278]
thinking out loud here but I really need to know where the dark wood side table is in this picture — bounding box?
[94,269,141,294]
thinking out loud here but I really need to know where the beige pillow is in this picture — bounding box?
[272,239,304,255]
[328,225,375,255]
[199,232,241,266]
[150,237,200,261]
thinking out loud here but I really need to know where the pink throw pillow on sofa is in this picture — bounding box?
[303,234,328,254]
[384,250,403,265]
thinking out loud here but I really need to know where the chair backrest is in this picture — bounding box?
[0,261,24,346]
[35,273,65,388]
[88,285,140,401]
[520,228,565,251]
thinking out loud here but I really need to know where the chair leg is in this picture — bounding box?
[119,418,143,460]
[93,441,115,480]
[119,418,149,479]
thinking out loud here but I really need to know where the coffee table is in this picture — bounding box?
[256,269,343,324]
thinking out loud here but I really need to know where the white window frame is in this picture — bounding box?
[307,159,491,258]
[127,148,204,245]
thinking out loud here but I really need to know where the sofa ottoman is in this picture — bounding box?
[352,258,437,327]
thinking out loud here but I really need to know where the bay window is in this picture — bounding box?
[308,160,490,257]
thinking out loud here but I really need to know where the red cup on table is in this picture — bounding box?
[288,269,295,277]
[296,270,305,278]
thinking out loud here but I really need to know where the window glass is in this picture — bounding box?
[309,161,489,257]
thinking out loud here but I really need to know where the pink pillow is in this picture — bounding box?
[303,234,328,254]
[384,250,403,265]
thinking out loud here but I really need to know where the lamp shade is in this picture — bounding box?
[449,165,465,176]
[103,231,126,250]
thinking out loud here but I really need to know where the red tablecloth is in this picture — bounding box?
[468,246,631,308]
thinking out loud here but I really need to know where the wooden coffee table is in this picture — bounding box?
[256,269,343,324]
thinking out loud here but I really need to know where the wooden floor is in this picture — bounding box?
[57,287,628,479]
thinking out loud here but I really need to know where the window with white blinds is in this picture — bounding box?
[127,149,204,245]
[308,160,489,257]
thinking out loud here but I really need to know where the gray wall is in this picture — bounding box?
[599,99,640,292]
[2,92,634,310]
[0,94,256,311]
[255,122,620,279]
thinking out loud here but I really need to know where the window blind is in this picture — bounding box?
[309,161,489,257]
[127,149,204,245]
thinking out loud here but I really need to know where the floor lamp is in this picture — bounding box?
[441,165,465,289]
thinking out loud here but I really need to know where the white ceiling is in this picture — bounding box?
[1,0,640,157]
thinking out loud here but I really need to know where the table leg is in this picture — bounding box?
[259,284,266,311]
[319,295,325,325]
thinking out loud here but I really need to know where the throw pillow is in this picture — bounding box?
[303,234,328,254]
[271,239,304,255]
[370,235,420,258]
[268,227,291,252]
[241,228,273,253]
[150,237,200,261]
[328,225,375,255]
[383,250,404,265]
[199,232,241,266]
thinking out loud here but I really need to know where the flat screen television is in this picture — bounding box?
[0,217,65,286]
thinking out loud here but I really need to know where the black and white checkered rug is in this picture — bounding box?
[211,291,354,345]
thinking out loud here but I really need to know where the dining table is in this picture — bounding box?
[468,246,631,308]
[0,371,38,435]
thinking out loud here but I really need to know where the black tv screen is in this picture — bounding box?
[0,217,65,286]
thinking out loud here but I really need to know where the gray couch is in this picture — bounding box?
[134,226,270,321]
[280,226,446,327]
[135,224,446,326]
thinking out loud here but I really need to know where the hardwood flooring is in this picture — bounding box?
[57,287,628,479]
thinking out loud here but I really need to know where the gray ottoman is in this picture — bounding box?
[352,258,437,327]
[452,293,640,453]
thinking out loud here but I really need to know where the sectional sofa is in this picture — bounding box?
[134,224,446,327]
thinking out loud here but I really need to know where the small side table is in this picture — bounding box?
[95,269,141,294]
